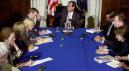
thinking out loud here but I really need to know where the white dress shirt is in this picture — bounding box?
[67,11,74,20]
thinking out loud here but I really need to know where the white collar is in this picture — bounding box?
[67,11,74,19]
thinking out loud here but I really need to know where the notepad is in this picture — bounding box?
[40,30,52,35]
[106,60,121,68]
[86,29,101,34]
[35,38,53,45]
[28,46,39,52]
[94,55,114,63]
[63,29,73,33]
[45,30,52,34]
[31,57,53,66]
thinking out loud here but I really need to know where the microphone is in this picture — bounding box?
[29,55,39,60]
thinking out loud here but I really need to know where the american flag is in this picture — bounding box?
[48,0,58,16]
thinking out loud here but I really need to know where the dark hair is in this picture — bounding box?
[106,11,115,18]
[68,1,76,7]
[0,27,14,42]
[28,8,39,13]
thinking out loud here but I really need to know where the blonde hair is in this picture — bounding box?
[13,21,26,40]
[23,18,35,28]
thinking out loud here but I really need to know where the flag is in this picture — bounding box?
[82,0,87,11]
[77,0,82,11]
[48,0,58,16]
[77,0,87,11]
[77,0,87,27]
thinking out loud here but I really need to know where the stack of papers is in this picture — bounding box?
[86,29,101,34]
[94,55,114,63]
[31,57,53,66]
[106,60,121,68]
[40,30,52,35]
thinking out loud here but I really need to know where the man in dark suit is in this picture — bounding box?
[101,11,115,37]
[60,1,80,28]
[27,8,40,29]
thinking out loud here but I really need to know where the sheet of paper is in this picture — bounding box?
[86,29,101,34]
[31,57,53,66]
[40,30,52,35]
[45,38,53,42]
[45,30,52,34]
[63,29,73,33]
[86,29,95,33]
[28,46,39,52]
[106,60,121,68]
[94,55,114,63]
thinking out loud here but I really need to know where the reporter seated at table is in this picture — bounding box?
[100,11,115,37]
[60,1,80,28]
[13,19,36,51]
[96,26,129,56]
[13,19,46,51]
[26,8,41,30]
[0,27,33,69]
[94,13,127,51]
[23,18,51,36]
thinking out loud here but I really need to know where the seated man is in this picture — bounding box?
[100,11,115,37]
[94,13,127,48]
[60,1,80,28]
[26,8,41,30]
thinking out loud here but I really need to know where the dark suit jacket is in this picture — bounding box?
[109,39,129,56]
[101,22,113,37]
[60,11,80,28]
[103,24,119,47]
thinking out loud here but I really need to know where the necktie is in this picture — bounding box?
[106,22,114,36]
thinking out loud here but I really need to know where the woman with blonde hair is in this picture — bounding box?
[23,18,38,39]
[13,21,29,52]
[13,19,41,51]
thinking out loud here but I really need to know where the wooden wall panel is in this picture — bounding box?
[119,0,129,23]
[101,0,129,25]
[101,0,120,25]
[0,0,30,21]
[0,0,14,21]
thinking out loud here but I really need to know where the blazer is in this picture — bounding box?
[60,11,80,28]
[109,40,129,56]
